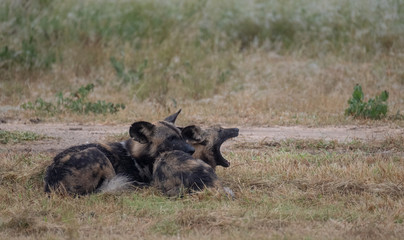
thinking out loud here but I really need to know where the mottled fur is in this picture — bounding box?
[44,110,195,195]
[152,125,239,197]
[153,150,220,197]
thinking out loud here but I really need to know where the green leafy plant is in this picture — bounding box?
[21,84,125,115]
[345,84,389,119]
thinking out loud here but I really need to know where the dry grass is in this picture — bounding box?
[2,52,403,127]
[1,135,404,239]
[1,0,404,126]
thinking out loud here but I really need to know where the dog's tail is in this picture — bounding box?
[97,175,133,193]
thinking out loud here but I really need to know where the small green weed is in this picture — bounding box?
[21,84,125,115]
[345,84,389,120]
[0,130,47,144]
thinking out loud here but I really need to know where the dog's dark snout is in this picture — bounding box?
[225,128,239,138]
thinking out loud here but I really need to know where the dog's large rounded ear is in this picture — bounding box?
[181,125,204,143]
[164,109,181,124]
[129,121,155,144]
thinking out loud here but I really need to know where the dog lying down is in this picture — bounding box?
[152,125,239,197]
[43,110,197,195]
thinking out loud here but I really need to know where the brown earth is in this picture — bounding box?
[1,122,403,154]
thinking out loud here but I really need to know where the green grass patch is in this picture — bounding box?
[0,130,47,144]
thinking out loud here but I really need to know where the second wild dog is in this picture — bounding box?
[152,125,239,197]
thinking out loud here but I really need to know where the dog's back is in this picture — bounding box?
[44,144,117,195]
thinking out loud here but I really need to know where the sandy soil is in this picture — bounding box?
[1,122,403,154]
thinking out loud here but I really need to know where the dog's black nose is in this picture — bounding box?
[185,145,195,155]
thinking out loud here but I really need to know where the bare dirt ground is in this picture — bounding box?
[1,122,403,154]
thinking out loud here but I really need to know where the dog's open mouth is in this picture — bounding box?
[216,128,239,167]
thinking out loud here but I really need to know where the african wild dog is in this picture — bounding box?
[152,125,239,197]
[44,110,197,195]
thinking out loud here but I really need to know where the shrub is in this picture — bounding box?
[345,84,389,120]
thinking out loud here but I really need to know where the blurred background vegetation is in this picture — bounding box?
[0,0,403,124]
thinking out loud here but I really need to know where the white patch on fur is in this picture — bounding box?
[98,175,132,193]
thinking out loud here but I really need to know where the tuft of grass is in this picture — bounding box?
[0,130,48,144]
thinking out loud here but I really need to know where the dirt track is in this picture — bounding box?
[1,123,403,153]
